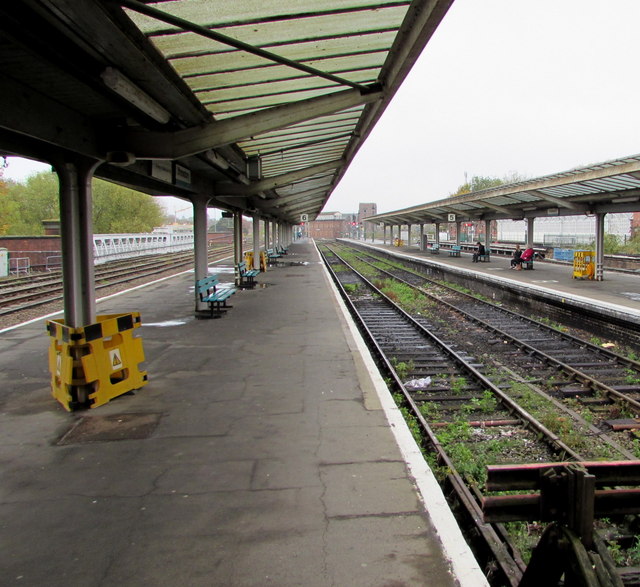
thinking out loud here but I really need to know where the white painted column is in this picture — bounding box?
[595,212,605,281]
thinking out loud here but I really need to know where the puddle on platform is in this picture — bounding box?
[144,318,192,327]
[58,412,161,445]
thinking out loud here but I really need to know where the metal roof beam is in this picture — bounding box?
[278,198,326,214]
[121,88,382,159]
[479,201,518,215]
[267,187,328,206]
[526,189,581,210]
[217,160,340,195]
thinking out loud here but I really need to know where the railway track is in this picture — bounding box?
[319,243,640,586]
[0,244,234,320]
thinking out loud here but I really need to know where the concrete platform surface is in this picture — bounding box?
[0,240,485,587]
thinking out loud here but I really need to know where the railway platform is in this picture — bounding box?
[352,240,640,324]
[0,240,485,587]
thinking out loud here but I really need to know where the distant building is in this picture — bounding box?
[358,203,377,238]
[306,211,358,239]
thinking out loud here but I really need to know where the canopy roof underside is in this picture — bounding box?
[0,0,454,223]
[369,154,640,225]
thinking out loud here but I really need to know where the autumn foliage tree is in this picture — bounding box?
[3,171,165,235]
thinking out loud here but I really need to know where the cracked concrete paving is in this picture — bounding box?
[0,241,471,587]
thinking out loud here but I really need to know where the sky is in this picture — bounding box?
[5,0,640,216]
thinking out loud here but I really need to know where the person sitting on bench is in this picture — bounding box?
[472,241,485,263]
[515,247,534,270]
[510,245,522,269]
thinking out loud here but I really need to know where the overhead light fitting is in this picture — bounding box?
[204,150,230,171]
[615,196,639,203]
[101,67,171,124]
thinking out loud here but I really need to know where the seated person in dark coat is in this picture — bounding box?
[472,241,485,263]
[510,245,522,268]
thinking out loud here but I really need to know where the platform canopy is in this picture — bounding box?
[368,154,640,226]
[0,0,453,223]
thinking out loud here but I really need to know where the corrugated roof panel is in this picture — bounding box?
[127,0,411,33]
[146,5,408,56]
[166,32,395,79]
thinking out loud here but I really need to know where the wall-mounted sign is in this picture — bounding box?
[151,160,172,183]
[300,214,308,222]
[447,213,456,222]
[175,164,191,187]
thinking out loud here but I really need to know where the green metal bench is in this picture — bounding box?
[196,275,236,318]
[449,245,461,257]
[236,261,259,288]
[430,243,440,254]
[266,248,282,266]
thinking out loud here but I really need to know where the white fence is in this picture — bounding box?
[93,231,194,264]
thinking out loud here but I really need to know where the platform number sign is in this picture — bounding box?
[447,213,456,222]
[300,214,308,223]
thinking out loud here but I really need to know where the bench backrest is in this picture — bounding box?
[197,276,219,297]
[237,261,247,272]
[453,245,461,250]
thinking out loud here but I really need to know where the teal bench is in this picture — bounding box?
[478,248,491,262]
[276,244,288,255]
[449,245,461,257]
[522,259,534,270]
[266,248,282,266]
[237,261,259,288]
[430,243,440,254]
[196,275,236,318]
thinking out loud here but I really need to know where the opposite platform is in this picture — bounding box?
[349,240,640,323]
[0,240,485,586]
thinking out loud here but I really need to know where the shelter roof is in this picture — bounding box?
[0,0,453,223]
[368,154,640,225]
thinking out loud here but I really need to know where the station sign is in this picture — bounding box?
[448,213,456,222]
[151,160,172,183]
[175,164,192,188]
[300,214,309,222]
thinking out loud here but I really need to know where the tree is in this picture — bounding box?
[3,171,164,234]
[449,173,529,197]
[449,175,504,197]
[92,178,164,233]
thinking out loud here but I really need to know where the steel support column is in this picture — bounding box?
[435,223,440,246]
[527,217,535,248]
[419,224,424,251]
[252,214,261,271]
[484,219,492,247]
[383,224,387,245]
[455,221,461,245]
[233,212,243,267]
[193,197,209,312]
[54,156,101,327]
[595,212,605,281]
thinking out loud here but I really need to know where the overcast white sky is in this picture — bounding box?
[5,0,640,216]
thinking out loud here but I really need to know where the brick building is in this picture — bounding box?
[306,211,357,240]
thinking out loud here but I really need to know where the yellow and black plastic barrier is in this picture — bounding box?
[244,250,254,268]
[46,312,148,411]
[259,250,267,272]
[572,250,595,280]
